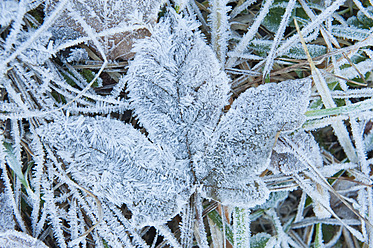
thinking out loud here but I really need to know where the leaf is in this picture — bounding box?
[124,9,231,164]
[270,130,323,175]
[2,142,29,190]
[0,230,48,248]
[314,223,325,248]
[207,209,234,245]
[331,25,370,41]
[0,189,15,233]
[262,5,287,33]
[38,116,192,227]
[250,232,271,248]
[202,78,311,207]
[253,191,289,210]
[357,6,373,28]
[233,207,251,248]
[204,177,270,208]
[270,130,333,218]
[35,8,312,239]
[248,39,327,59]
[261,0,310,33]
[0,0,21,27]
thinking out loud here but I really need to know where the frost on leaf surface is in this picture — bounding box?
[0,191,15,233]
[270,130,323,175]
[38,116,191,227]
[35,10,312,230]
[0,230,48,248]
[202,78,311,207]
[124,10,311,208]
[0,0,19,27]
[124,10,231,163]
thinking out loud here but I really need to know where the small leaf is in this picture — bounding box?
[248,39,326,59]
[0,230,48,248]
[253,191,289,210]
[2,142,29,190]
[207,209,234,245]
[250,232,271,248]
[270,130,322,175]
[0,191,15,232]
[314,223,325,248]
[203,78,311,207]
[357,6,373,28]
[38,116,192,227]
[233,207,251,248]
[331,25,370,41]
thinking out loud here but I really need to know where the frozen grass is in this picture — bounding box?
[1,0,373,247]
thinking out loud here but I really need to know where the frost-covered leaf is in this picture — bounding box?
[124,10,312,209]
[45,0,165,60]
[0,0,19,27]
[250,232,271,248]
[331,25,370,41]
[65,47,89,63]
[270,130,323,175]
[357,6,373,28]
[232,207,251,248]
[0,181,15,232]
[205,177,270,208]
[124,10,230,162]
[118,10,314,222]
[2,142,29,190]
[248,39,327,59]
[0,230,48,248]
[269,130,331,218]
[261,0,311,33]
[253,191,289,210]
[207,209,234,245]
[37,116,192,227]
[212,79,311,175]
[202,79,311,207]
